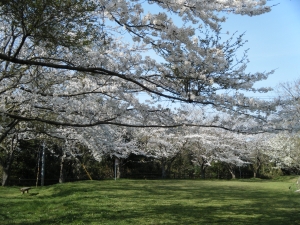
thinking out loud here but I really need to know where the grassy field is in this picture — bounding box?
[0,178,299,225]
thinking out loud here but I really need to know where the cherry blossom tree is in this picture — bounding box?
[189,140,214,179]
[137,127,186,178]
[0,0,278,138]
[272,79,300,133]
[137,119,255,179]
[245,134,271,178]
[184,126,251,179]
[0,1,285,181]
[0,118,138,185]
[267,133,300,172]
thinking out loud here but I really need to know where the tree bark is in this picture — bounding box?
[252,156,261,178]
[2,167,11,186]
[116,161,121,179]
[231,172,236,179]
[1,141,15,186]
[0,120,19,145]
[161,158,168,179]
[200,162,207,179]
[228,165,236,179]
[59,155,66,183]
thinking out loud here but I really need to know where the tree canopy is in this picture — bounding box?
[0,0,278,133]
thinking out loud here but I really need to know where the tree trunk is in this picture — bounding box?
[114,158,120,179]
[253,157,261,178]
[229,170,236,179]
[1,145,15,186]
[117,159,123,178]
[228,165,236,179]
[59,156,66,183]
[200,163,206,179]
[253,171,257,178]
[252,166,258,178]
[2,167,10,186]
[161,159,167,179]
[41,143,45,186]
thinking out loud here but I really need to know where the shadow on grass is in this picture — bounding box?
[13,199,300,225]
[28,193,39,196]
[1,180,299,225]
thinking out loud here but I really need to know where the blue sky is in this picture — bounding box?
[221,0,300,98]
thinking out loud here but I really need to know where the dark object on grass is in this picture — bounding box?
[20,187,31,194]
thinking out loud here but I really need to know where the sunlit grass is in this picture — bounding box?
[0,177,299,224]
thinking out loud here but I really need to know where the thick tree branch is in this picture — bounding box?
[0,53,215,105]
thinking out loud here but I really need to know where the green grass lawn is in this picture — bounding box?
[0,178,299,225]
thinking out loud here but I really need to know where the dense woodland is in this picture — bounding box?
[1,135,295,186]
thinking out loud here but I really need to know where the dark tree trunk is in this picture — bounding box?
[252,156,261,178]
[161,159,167,179]
[2,167,11,186]
[0,120,19,144]
[1,140,15,186]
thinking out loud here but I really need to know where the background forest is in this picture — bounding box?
[1,131,296,187]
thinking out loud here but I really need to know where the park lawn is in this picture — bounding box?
[0,178,299,225]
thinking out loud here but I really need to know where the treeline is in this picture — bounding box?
[1,140,290,186]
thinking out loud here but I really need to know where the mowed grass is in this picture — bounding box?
[0,178,299,225]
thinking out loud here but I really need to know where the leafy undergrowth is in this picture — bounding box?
[0,179,299,224]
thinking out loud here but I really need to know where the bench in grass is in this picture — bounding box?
[20,187,31,194]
